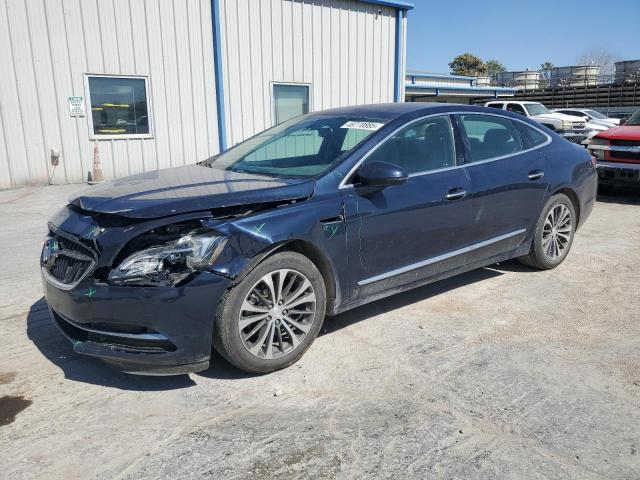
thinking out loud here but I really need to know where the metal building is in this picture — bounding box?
[405,72,516,104]
[0,0,412,189]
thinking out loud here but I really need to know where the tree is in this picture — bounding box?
[485,59,506,76]
[449,53,487,77]
[485,59,506,83]
[539,61,554,88]
[577,48,619,76]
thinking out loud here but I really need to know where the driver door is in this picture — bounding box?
[341,115,473,299]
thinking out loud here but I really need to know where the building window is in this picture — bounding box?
[86,75,151,138]
[273,83,309,125]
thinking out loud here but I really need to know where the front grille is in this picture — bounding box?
[610,150,640,162]
[572,122,586,129]
[42,233,97,287]
[611,139,640,147]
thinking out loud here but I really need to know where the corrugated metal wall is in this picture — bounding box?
[219,0,399,148]
[0,0,219,189]
[0,0,405,189]
[407,75,474,88]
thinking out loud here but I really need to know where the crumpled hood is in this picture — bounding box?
[69,165,316,219]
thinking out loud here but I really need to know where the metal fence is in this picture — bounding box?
[496,72,640,91]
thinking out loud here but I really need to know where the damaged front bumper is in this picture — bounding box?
[42,269,231,375]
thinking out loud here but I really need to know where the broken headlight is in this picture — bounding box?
[108,232,228,286]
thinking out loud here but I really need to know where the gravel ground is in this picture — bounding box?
[0,184,639,479]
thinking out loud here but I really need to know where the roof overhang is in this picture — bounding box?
[360,0,414,10]
[406,71,476,81]
[405,83,517,98]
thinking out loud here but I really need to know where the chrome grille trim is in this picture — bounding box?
[42,230,98,290]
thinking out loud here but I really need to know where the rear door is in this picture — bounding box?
[456,113,550,261]
[341,114,473,299]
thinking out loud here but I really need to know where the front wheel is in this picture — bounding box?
[213,251,326,374]
[519,193,576,270]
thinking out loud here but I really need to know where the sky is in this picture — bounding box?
[405,0,640,74]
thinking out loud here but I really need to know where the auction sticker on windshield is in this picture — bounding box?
[341,121,385,131]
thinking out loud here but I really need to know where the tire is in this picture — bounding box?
[212,251,326,374]
[518,193,576,270]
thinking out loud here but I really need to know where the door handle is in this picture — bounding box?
[528,170,545,180]
[445,188,467,201]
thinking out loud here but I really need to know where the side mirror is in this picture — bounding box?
[357,161,408,189]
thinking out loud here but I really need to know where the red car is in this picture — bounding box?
[589,110,640,191]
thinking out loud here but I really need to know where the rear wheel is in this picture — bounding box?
[213,251,326,374]
[519,193,576,270]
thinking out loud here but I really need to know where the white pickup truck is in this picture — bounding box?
[485,101,589,144]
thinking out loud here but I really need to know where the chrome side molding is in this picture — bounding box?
[358,229,527,286]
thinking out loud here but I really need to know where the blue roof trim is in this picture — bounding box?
[406,71,476,81]
[393,9,404,102]
[405,83,517,93]
[211,0,227,152]
[361,0,414,9]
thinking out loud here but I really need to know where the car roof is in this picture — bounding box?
[310,102,534,124]
[310,102,447,121]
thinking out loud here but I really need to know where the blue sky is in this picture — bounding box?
[405,0,640,73]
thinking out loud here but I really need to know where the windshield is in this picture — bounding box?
[524,103,551,116]
[626,110,640,126]
[204,115,385,177]
[585,110,608,120]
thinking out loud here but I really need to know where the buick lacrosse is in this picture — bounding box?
[42,104,597,374]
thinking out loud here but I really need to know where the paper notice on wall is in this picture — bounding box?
[340,121,384,131]
[68,96,85,117]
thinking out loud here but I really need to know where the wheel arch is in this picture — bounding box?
[230,239,340,316]
[552,187,581,226]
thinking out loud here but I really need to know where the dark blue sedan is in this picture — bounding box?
[41,103,597,374]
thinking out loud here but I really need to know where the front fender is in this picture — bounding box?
[206,194,348,307]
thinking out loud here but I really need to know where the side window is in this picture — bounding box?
[459,114,524,162]
[518,123,549,148]
[507,103,527,115]
[486,103,504,109]
[244,128,322,162]
[364,115,455,175]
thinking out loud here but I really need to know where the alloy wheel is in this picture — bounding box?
[542,204,572,260]
[238,269,316,359]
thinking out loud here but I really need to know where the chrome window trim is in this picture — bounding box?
[357,228,527,286]
[339,111,552,189]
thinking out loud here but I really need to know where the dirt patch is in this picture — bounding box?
[0,396,32,426]
[0,372,16,385]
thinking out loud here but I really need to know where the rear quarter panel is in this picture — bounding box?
[543,139,597,229]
